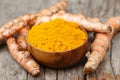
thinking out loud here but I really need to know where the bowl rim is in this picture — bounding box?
[26,25,88,53]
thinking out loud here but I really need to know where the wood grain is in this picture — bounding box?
[0,0,120,80]
[111,0,120,79]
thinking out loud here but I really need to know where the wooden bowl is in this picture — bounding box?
[26,26,88,68]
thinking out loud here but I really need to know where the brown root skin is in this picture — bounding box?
[36,11,113,33]
[7,37,40,76]
[84,17,120,74]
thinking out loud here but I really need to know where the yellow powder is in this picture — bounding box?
[28,18,87,52]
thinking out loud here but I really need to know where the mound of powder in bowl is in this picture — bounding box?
[27,18,87,52]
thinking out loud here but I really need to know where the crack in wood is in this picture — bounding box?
[84,74,87,80]
[56,69,58,80]
[26,72,28,80]
[110,42,116,80]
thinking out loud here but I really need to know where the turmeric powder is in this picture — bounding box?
[28,18,87,52]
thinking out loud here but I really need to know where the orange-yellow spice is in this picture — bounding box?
[28,18,87,52]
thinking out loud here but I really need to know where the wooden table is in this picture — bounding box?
[0,0,120,80]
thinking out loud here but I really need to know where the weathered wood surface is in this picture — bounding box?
[0,0,120,80]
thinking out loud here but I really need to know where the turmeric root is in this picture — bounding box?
[0,14,36,41]
[37,0,67,16]
[84,17,120,74]
[7,37,40,76]
[36,11,112,33]
[17,26,30,50]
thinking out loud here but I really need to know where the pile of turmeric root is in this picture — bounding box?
[0,0,120,76]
